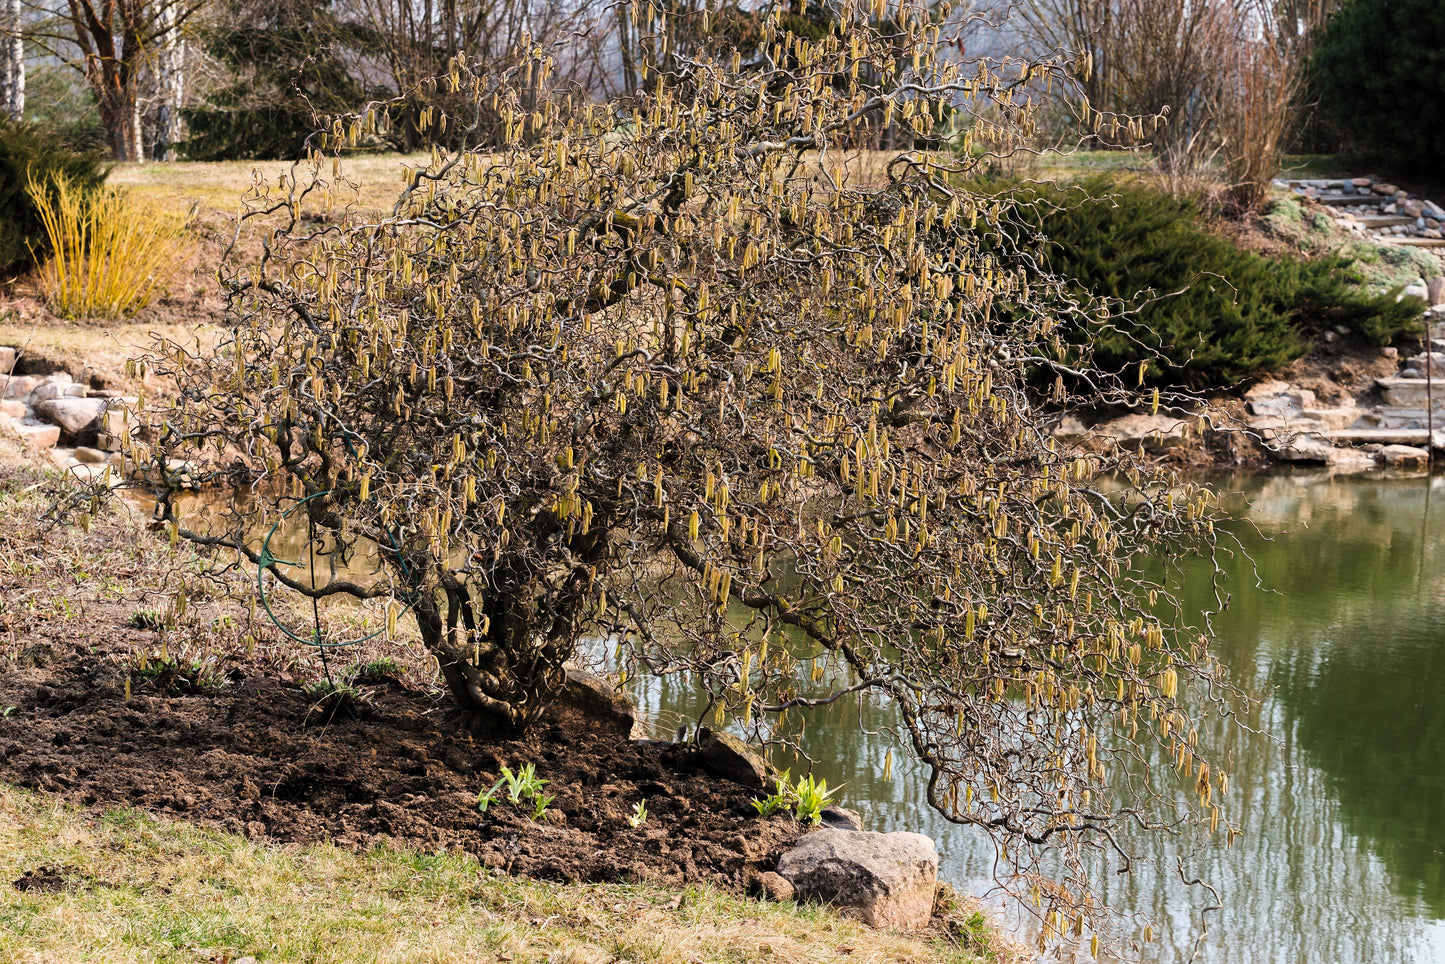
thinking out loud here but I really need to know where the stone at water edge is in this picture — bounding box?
[692,726,772,789]
[819,805,864,830]
[775,828,939,930]
[1247,387,1317,418]
[1380,444,1431,466]
[1090,413,1192,453]
[554,665,639,739]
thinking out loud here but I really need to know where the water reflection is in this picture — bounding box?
[620,471,1445,964]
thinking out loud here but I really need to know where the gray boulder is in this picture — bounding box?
[36,397,107,436]
[775,828,939,930]
[554,665,638,739]
[693,726,771,789]
[2,374,39,399]
[30,381,84,402]
[1092,412,1191,453]
[1380,444,1430,466]
[819,806,864,831]
[1428,277,1445,307]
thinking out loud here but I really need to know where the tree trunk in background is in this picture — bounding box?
[154,0,184,159]
[1,0,22,120]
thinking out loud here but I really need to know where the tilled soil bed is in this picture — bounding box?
[0,637,801,890]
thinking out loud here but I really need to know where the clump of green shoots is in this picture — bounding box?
[302,678,365,716]
[627,799,648,828]
[127,641,227,694]
[345,657,403,684]
[478,763,554,821]
[751,771,839,826]
[127,610,162,631]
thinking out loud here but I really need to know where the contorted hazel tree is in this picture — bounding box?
[143,0,1235,946]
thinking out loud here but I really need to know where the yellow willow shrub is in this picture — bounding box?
[26,172,192,319]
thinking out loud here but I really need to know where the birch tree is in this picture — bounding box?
[1,0,22,120]
[35,0,202,159]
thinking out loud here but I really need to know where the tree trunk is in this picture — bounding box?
[96,83,139,160]
[154,0,184,160]
[1,0,22,121]
[615,1,636,92]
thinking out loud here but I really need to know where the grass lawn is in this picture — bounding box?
[0,784,998,964]
[108,153,437,217]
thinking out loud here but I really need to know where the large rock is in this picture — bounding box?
[0,399,25,419]
[693,726,771,789]
[1428,277,1445,307]
[1049,415,1088,441]
[2,375,39,400]
[1246,385,1315,418]
[1380,444,1430,466]
[5,419,61,449]
[1378,377,1442,408]
[776,828,939,930]
[554,665,638,739]
[35,397,107,436]
[29,380,86,403]
[0,347,14,375]
[819,806,864,831]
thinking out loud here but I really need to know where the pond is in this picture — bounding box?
[618,471,1445,963]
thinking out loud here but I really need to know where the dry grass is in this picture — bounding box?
[107,153,437,218]
[0,784,991,964]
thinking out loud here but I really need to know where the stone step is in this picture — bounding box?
[1314,194,1370,207]
[1381,236,1445,248]
[1323,427,1436,445]
[1376,378,1445,407]
[1354,215,1416,228]
[1369,409,1445,430]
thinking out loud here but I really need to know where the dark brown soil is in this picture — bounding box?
[0,634,801,891]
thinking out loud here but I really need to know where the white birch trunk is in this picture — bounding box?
[155,0,184,160]
[1,0,22,121]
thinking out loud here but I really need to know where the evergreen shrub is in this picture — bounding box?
[1309,0,1445,174]
[982,176,1424,389]
[0,120,109,277]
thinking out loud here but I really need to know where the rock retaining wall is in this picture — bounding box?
[0,351,138,480]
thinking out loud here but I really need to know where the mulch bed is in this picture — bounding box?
[0,637,801,891]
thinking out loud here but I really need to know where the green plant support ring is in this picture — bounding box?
[256,489,408,648]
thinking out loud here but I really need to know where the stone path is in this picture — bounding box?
[1275,177,1445,263]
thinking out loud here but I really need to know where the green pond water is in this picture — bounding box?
[163,471,1445,961]
[614,471,1445,963]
